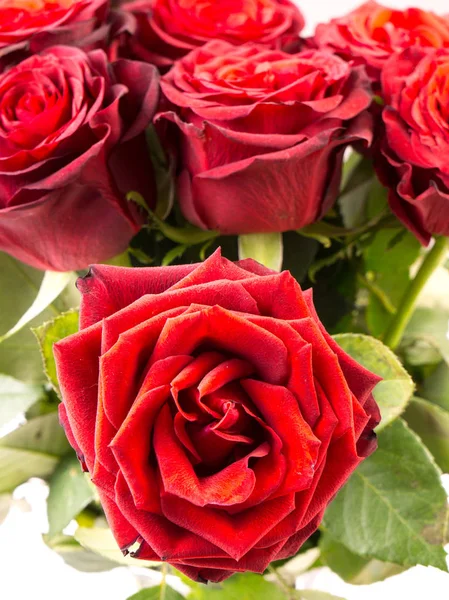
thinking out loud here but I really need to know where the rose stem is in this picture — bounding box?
[160,562,168,600]
[267,564,298,598]
[383,236,449,351]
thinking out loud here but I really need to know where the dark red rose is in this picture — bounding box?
[114,0,304,69]
[55,249,380,583]
[314,1,449,86]
[157,41,373,235]
[0,0,110,69]
[0,45,158,271]
[375,48,449,244]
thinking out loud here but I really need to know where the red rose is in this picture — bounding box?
[157,41,373,235]
[0,46,158,271]
[314,1,449,86]
[0,0,110,68]
[375,48,449,244]
[55,249,380,583]
[114,0,304,69]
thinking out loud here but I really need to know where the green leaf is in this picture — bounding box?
[146,124,175,220]
[187,573,288,600]
[0,270,73,343]
[421,362,449,411]
[0,413,70,493]
[33,310,79,395]
[281,232,318,285]
[104,251,133,267]
[0,375,43,429]
[128,195,218,246]
[403,397,449,474]
[162,244,189,266]
[45,534,120,572]
[340,150,364,192]
[0,494,12,525]
[238,233,283,271]
[319,533,405,585]
[333,334,414,430]
[25,389,60,419]
[74,526,159,568]
[339,157,375,229]
[128,587,184,600]
[404,307,449,366]
[308,246,350,284]
[323,419,449,571]
[47,453,95,537]
[319,534,368,582]
[0,253,78,383]
[363,228,421,338]
[299,593,346,600]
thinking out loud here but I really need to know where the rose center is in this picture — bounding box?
[191,51,347,104]
[0,0,78,31]
[0,0,75,10]
[154,0,281,38]
[169,353,265,474]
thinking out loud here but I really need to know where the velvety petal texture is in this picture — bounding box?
[0,0,111,68]
[55,249,380,582]
[157,41,373,235]
[313,1,449,87]
[0,45,159,271]
[375,47,449,244]
[113,0,305,69]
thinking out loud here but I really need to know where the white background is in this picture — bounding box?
[1,1,449,599]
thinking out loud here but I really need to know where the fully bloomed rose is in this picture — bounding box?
[0,46,158,271]
[114,0,305,69]
[375,48,449,244]
[157,41,373,235]
[0,0,110,68]
[314,1,449,86]
[54,249,380,582]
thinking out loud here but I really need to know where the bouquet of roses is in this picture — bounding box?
[1,1,449,597]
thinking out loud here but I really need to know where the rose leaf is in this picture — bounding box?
[0,253,77,383]
[47,453,95,537]
[323,419,449,571]
[403,396,449,474]
[0,374,44,430]
[333,333,414,430]
[75,526,160,569]
[319,532,406,585]
[0,412,70,493]
[127,587,184,600]
[33,310,79,397]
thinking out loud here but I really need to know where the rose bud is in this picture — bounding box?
[113,0,305,70]
[375,47,449,244]
[0,0,110,69]
[156,41,373,235]
[54,249,380,583]
[0,46,159,271]
[314,1,449,88]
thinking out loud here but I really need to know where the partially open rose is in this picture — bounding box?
[157,41,372,235]
[0,0,110,68]
[375,47,449,244]
[114,0,305,69]
[0,45,158,271]
[314,1,449,86]
[55,249,380,582]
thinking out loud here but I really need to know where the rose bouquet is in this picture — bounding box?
[0,1,448,598]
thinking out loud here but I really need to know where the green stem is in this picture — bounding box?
[267,565,299,599]
[160,562,168,600]
[357,273,396,315]
[383,236,449,350]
